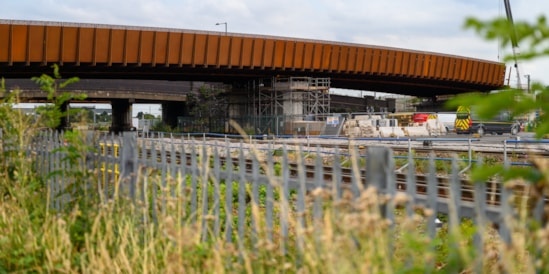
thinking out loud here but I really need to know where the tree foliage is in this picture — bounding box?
[187,85,226,118]
[186,85,227,131]
[448,15,549,183]
[448,15,549,137]
[32,64,85,129]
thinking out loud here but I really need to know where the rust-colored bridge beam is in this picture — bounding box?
[0,20,505,96]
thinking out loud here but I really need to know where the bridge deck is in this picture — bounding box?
[0,20,505,96]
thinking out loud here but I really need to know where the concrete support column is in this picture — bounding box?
[162,102,186,129]
[111,99,132,133]
[283,92,304,119]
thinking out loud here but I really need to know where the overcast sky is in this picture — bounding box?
[3,0,548,114]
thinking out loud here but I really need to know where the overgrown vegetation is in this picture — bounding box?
[1,12,549,273]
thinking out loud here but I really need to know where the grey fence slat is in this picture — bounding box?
[169,138,176,198]
[366,146,391,192]
[427,153,438,238]
[350,146,360,199]
[54,131,61,211]
[473,158,486,274]
[55,131,62,210]
[137,135,148,225]
[130,132,139,202]
[364,146,398,258]
[178,139,188,222]
[426,153,438,271]
[41,132,47,177]
[60,132,67,210]
[367,147,396,223]
[60,131,67,209]
[40,132,45,175]
[49,132,56,210]
[224,141,234,243]
[385,150,396,226]
[251,151,259,243]
[201,144,209,242]
[280,144,290,254]
[49,132,55,209]
[296,146,307,252]
[151,139,159,224]
[179,138,187,175]
[121,132,138,201]
[406,152,416,217]
[333,148,342,202]
[313,145,323,221]
[447,157,461,268]
[331,148,342,220]
[86,132,99,202]
[499,178,512,246]
[109,133,116,195]
[213,144,221,237]
[190,141,198,224]
[449,157,461,230]
[63,132,70,209]
[237,142,247,243]
[161,141,168,215]
[265,142,274,241]
[100,136,108,201]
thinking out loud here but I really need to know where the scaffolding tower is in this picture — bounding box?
[255,77,331,119]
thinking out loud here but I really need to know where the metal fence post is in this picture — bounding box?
[473,157,486,273]
[120,132,138,201]
[366,146,396,258]
[503,140,508,167]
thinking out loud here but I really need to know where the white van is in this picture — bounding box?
[437,113,456,133]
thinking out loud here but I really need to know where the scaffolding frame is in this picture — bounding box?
[255,77,331,118]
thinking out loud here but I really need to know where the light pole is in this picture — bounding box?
[215,22,227,35]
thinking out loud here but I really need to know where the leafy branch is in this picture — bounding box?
[32,64,85,129]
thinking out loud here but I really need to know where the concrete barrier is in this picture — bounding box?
[404,126,430,137]
[378,126,405,137]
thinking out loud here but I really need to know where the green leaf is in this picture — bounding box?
[470,165,504,182]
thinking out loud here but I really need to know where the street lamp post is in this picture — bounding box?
[215,22,227,35]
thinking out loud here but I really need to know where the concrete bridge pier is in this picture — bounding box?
[110,99,133,133]
[162,102,187,129]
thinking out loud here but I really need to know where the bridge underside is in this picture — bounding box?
[0,64,496,97]
[3,78,189,103]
